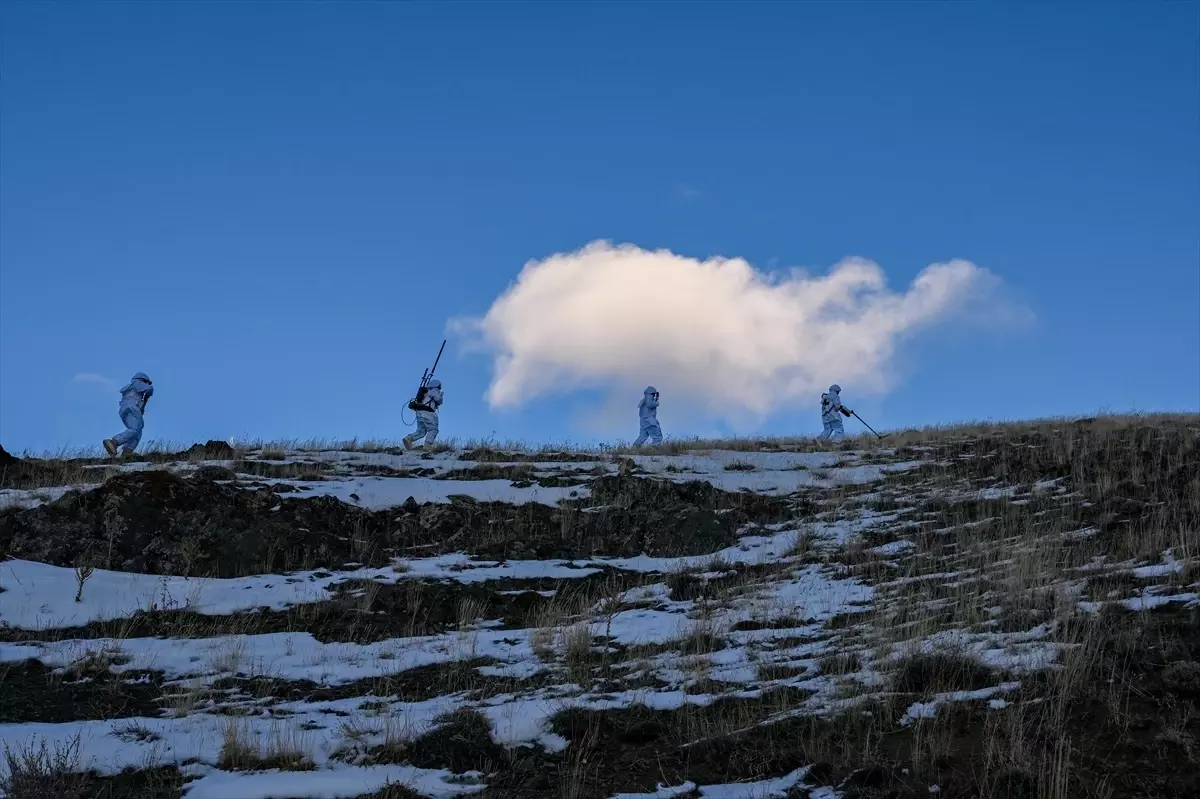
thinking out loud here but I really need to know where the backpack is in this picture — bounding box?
[407,386,431,412]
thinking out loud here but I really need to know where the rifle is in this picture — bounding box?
[407,339,446,412]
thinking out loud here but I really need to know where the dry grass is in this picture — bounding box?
[9,412,1195,465]
[62,643,128,680]
[562,622,596,684]
[527,413,1193,795]
[218,718,314,772]
[2,413,1197,796]
[0,737,86,799]
[815,415,1200,795]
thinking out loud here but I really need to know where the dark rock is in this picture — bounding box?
[183,440,237,459]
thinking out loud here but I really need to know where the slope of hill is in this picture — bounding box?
[0,417,1197,799]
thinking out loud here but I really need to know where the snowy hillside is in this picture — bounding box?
[0,418,1197,799]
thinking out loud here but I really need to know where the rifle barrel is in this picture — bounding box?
[428,339,447,377]
[415,340,447,395]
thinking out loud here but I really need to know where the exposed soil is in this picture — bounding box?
[891,652,999,694]
[208,657,538,707]
[0,470,797,576]
[0,470,395,576]
[0,659,165,723]
[82,767,189,799]
[435,464,542,482]
[367,709,509,773]
[323,578,559,637]
[433,463,607,490]
[228,459,336,480]
[459,449,592,463]
[350,787,427,799]
[570,475,801,559]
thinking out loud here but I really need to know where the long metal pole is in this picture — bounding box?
[852,411,884,439]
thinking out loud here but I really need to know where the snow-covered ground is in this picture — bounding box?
[1,440,1196,798]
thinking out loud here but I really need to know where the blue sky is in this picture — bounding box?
[1,1,1197,453]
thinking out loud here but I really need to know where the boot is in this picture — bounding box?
[103,439,118,457]
[402,436,414,451]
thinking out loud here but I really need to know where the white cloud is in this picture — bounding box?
[72,373,118,390]
[451,241,1026,426]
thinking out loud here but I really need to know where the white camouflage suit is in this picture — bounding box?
[404,379,443,449]
[818,384,851,441]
